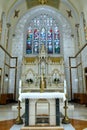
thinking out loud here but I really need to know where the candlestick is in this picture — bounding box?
[64,79,67,94]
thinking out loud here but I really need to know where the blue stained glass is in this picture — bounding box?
[47,41,53,54]
[54,40,60,54]
[26,42,32,54]
[40,28,46,41]
[26,28,33,54]
[33,41,39,54]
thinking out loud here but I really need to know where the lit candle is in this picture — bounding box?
[64,79,67,94]
[19,80,22,87]
[19,80,22,94]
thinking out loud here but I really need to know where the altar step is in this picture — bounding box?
[21,126,64,130]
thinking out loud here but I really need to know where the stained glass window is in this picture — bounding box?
[26,14,60,55]
[26,27,33,54]
[40,28,46,45]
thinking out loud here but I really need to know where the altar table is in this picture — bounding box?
[19,92,66,101]
[18,92,66,126]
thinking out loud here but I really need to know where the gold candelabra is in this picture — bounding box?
[62,95,70,124]
[15,100,23,124]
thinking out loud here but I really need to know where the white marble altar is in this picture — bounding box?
[18,92,66,126]
[19,92,66,102]
[18,45,66,126]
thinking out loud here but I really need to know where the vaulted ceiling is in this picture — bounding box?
[0,0,86,15]
[0,0,86,10]
[0,0,87,32]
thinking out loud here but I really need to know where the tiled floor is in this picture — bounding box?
[0,103,18,121]
[68,103,87,121]
[0,102,87,130]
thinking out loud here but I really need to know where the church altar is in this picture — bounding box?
[18,91,66,126]
[19,92,66,101]
[18,45,67,126]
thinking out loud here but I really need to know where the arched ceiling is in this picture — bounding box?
[1,0,79,21]
[0,0,86,15]
[0,0,86,11]
[0,0,87,32]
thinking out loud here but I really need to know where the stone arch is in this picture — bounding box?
[12,5,72,57]
[11,5,73,98]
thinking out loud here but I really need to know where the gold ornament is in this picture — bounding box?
[38,0,48,4]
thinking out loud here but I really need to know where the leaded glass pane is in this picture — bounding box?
[40,28,46,42]
[47,41,53,54]
[54,40,60,54]
[34,29,39,40]
[54,27,60,54]
[26,14,60,55]
[47,28,53,40]
[33,41,39,54]
[26,27,32,54]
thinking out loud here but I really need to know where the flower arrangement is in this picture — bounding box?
[54,78,60,84]
[26,78,33,84]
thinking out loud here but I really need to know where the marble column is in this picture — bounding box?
[56,98,60,126]
[25,99,29,126]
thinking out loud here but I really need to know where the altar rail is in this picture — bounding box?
[21,126,64,130]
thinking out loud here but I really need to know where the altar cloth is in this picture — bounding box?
[19,92,66,102]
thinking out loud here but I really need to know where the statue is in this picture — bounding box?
[40,73,46,92]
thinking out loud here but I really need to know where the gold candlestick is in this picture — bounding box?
[62,96,70,124]
[40,73,46,92]
[15,100,23,124]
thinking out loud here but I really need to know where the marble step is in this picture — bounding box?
[21,126,64,130]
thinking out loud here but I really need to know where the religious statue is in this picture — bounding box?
[40,73,46,92]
